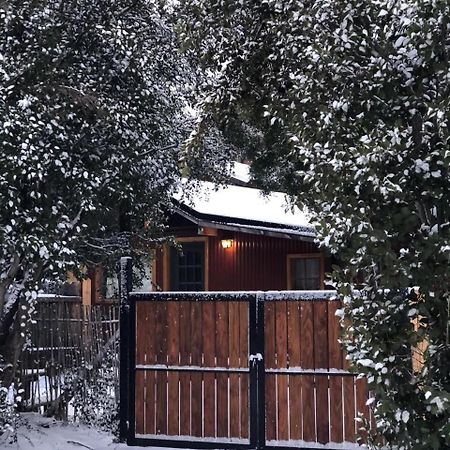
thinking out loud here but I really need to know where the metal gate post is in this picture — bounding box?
[249,293,266,450]
[249,294,259,449]
[256,293,266,450]
[119,257,132,442]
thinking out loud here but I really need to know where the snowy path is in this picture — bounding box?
[2,413,196,450]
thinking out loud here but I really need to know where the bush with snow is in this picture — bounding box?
[0,0,232,431]
[179,0,450,448]
[67,349,119,434]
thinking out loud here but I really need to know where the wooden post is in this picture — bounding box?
[119,257,132,442]
[81,277,92,306]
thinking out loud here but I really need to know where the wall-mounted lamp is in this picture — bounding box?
[221,239,233,249]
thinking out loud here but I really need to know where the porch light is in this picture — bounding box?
[221,239,233,249]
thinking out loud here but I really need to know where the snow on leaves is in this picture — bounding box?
[179,0,450,448]
[0,0,199,303]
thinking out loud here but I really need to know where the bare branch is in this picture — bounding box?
[139,142,179,158]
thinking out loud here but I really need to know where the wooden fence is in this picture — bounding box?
[18,296,119,415]
[263,295,372,445]
[121,288,374,450]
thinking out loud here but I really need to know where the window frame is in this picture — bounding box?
[162,236,209,291]
[286,253,324,290]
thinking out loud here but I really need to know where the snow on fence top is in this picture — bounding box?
[129,290,338,301]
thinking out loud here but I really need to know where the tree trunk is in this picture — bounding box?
[0,300,25,391]
[0,254,21,315]
[0,263,43,392]
[0,297,20,347]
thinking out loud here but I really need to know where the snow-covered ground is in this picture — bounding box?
[2,413,363,450]
[1,413,186,450]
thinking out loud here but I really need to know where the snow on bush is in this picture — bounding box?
[0,0,233,432]
[179,1,450,448]
[67,348,119,434]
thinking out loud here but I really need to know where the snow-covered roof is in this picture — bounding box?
[173,180,315,240]
[229,161,251,184]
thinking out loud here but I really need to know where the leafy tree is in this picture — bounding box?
[179,0,450,448]
[0,0,221,413]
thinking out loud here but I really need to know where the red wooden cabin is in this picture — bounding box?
[153,181,329,292]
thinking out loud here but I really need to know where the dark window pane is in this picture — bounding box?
[194,252,201,265]
[294,260,305,286]
[292,257,321,290]
[186,251,193,265]
[306,259,320,278]
[305,278,319,290]
[171,243,205,291]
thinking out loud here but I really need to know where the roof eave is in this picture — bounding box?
[173,205,316,242]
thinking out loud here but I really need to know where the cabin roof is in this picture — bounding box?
[173,180,316,240]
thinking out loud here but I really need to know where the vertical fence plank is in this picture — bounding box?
[202,301,216,438]
[264,303,277,441]
[135,302,147,434]
[216,301,229,438]
[167,302,180,436]
[276,301,289,441]
[355,378,369,442]
[314,301,329,444]
[239,301,249,439]
[179,301,191,436]
[300,301,315,443]
[190,301,203,437]
[229,302,241,439]
[144,302,157,435]
[34,303,42,406]
[343,377,356,442]
[328,301,343,370]
[287,301,302,440]
[135,371,146,435]
[328,301,344,443]
[155,302,168,435]
[342,310,356,443]
[48,302,55,405]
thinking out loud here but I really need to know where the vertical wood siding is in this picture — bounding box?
[156,232,321,291]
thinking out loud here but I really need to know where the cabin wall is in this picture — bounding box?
[155,231,325,291]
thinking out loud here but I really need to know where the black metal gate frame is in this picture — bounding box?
[118,257,353,450]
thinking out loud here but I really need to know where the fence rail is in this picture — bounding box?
[18,296,119,415]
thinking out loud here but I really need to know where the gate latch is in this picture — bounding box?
[249,353,263,367]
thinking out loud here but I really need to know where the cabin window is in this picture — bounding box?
[288,254,323,290]
[170,242,205,291]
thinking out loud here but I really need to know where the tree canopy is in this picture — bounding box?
[179,1,450,448]
[0,0,232,410]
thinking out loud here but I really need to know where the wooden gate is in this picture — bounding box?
[262,292,372,447]
[119,259,372,449]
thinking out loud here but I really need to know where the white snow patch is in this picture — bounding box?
[228,161,251,184]
[266,439,365,449]
[210,221,316,238]
[175,180,313,230]
[2,413,195,450]
[130,290,338,301]
[262,290,337,300]
[136,433,248,444]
